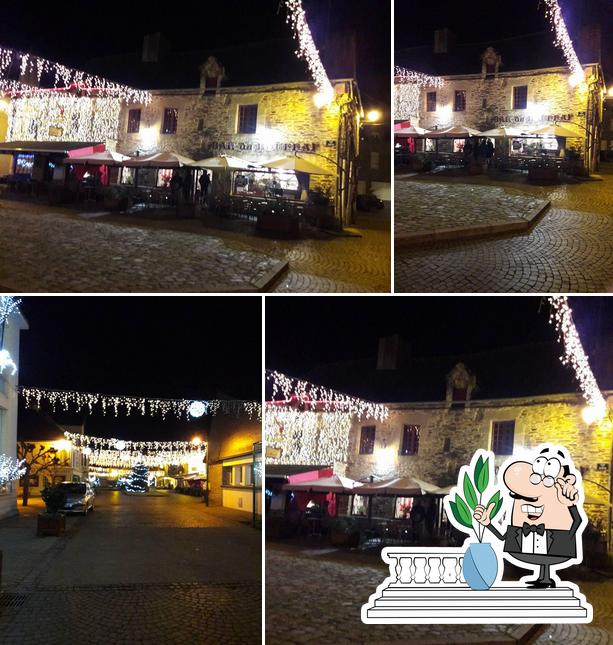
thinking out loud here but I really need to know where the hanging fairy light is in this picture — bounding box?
[0,454,26,486]
[542,0,584,85]
[64,430,208,455]
[85,449,204,469]
[0,296,21,326]
[20,386,261,420]
[548,296,607,421]
[285,0,334,105]
[394,67,444,88]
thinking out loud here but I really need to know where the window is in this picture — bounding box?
[426,92,437,112]
[222,466,232,485]
[400,425,420,456]
[513,86,528,110]
[127,109,141,133]
[482,98,487,109]
[161,108,178,134]
[443,437,451,452]
[492,420,515,455]
[359,426,376,455]
[454,90,466,112]
[238,104,258,134]
[197,118,204,131]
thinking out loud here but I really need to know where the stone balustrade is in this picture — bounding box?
[383,548,466,586]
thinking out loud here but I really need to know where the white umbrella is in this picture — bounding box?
[64,150,131,166]
[358,477,424,496]
[479,126,527,137]
[125,152,195,168]
[395,125,431,136]
[189,155,261,170]
[428,125,482,138]
[528,124,584,138]
[283,474,362,494]
[264,156,334,176]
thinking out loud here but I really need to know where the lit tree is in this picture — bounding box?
[17,442,70,506]
[124,463,149,493]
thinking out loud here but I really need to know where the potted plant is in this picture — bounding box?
[445,452,502,590]
[37,485,67,537]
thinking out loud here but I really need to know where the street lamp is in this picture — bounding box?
[366,109,382,123]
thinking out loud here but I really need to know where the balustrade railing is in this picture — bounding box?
[383,548,466,586]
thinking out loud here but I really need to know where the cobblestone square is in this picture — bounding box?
[395,165,613,293]
[0,491,261,644]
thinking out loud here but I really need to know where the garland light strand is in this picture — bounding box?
[0,296,21,326]
[542,0,584,86]
[285,0,334,105]
[394,67,444,88]
[548,296,607,421]
[21,386,261,420]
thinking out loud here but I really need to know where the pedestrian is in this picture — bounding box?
[198,171,211,206]
[170,172,183,206]
[485,138,495,168]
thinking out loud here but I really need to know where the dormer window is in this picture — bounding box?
[446,362,476,409]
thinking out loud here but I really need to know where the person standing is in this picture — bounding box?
[199,171,211,206]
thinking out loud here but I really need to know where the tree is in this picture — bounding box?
[125,463,149,493]
[17,442,70,507]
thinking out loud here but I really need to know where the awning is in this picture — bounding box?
[264,155,335,175]
[395,125,431,136]
[528,124,584,138]
[189,155,261,170]
[428,126,482,138]
[0,141,105,155]
[283,474,362,494]
[125,152,195,168]
[65,150,131,166]
[479,126,528,137]
[357,477,424,496]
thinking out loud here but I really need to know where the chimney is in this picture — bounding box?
[142,33,170,63]
[377,334,410,370]
[434,28,455,54]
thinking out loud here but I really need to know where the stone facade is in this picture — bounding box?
[343,391,613,531]
[115,80,354,197]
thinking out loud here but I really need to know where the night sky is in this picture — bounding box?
[17,296,262,441]
[0,0,390,110]
[265,296,613,383]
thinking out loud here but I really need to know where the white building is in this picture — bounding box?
[0,302,28,519]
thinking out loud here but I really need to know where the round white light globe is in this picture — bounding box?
[189,401,206,418]
[114,440,126,451]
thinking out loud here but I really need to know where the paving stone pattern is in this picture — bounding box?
[265,548,613,644]
[395,167,613,293]
[0,203,281,292]
[395,180,545,236]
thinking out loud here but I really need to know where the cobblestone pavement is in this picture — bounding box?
[395,165,613,293]
[0,201,282,292]
[395,180,545,236]
[0,491,261,644]
[265,547,613,644]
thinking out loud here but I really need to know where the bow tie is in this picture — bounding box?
[522,522,545,537]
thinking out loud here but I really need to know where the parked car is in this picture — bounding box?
[57,482,95,514]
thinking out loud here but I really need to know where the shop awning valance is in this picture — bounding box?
[283,474,362,494]
[64,150,131,166]
[0,141,104,155]
[264,155,335,176]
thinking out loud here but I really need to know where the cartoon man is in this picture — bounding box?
[474,446,584,589]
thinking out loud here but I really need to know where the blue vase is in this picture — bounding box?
[462,542,498,590]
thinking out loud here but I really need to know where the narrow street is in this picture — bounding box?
[0,490,261,644]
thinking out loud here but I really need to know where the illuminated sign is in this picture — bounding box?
[206,141,320,153]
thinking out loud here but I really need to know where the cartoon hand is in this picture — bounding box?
[473,502,495,527]
[555,477,578,506]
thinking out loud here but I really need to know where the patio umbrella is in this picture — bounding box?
[428,125,482,138]
[479,126,527,137]
[413,478,453,496]
[64,150,132,165]
[528,124,584,138]
[394,125,431,136]
[189,155,261,170]
[282,474,362,494]
[358,477,424,496]
[125,152,195,168]
[264,155,335,176]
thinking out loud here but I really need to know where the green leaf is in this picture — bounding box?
[463,473,478,510]
[474,455,484,489]
[476,457,489,493]
[453,494,474,529]
[449,500,472,530]
[486,490,502,519]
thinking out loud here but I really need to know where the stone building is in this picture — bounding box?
[395,30,606,170]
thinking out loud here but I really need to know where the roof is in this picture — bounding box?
[303,338,613,404]
[0,141,103,154]
[396,31,567,78]
[86,38,311,91]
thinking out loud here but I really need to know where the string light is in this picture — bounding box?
[0,349,17,376]
[0,454,26,486]
[542,0,584,85]
[285,0,334,105]
[88,450,200,469]
[548,296,607,420]
[0,296,21,326]
[64,430,207,454]
[394,67,444,88]
[0,44,151,104]
[394,84,421,120]
[20,386,261,420]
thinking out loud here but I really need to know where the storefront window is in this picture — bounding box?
[138,168,157,187]
[121,167,136,185]
[15,153,34,175]
[395,497,414,519]
[352,494,368,516]
[157,169,173,188]
[233,170,302,200]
